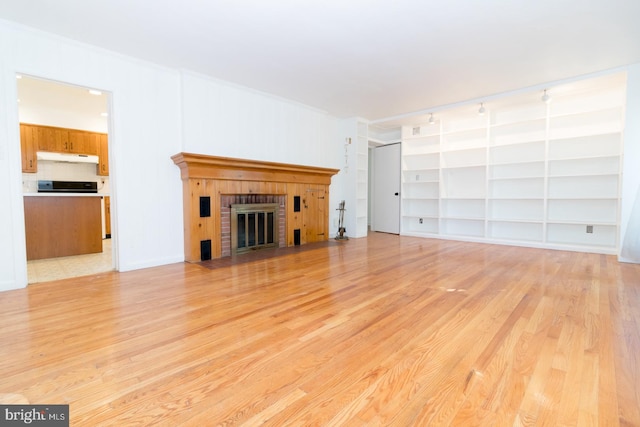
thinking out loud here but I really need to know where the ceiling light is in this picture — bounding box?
[541,89,551,103]
[100,112,108,117]
[16,75,22,79]
[428,113,435,125]
[478,103,486,115]
[88,89,102,96]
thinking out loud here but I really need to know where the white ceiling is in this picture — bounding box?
[16,75,109,132]
[2,0,640,122]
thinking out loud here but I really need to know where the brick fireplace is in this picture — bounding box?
[220,194,286,257]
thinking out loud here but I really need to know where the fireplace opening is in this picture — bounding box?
[231,203,279,255]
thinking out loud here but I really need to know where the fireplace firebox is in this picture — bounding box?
[231,203,279,255]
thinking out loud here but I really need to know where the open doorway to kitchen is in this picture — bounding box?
[17,74,116,284]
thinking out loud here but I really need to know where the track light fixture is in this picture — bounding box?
[428,113,435,125]
[478,103,486,115]
[541,89,551,103]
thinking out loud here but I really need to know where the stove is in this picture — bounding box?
[37,180,98,193]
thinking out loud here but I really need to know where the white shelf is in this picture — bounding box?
[402,135,440,154]
[441,112,487,134]
[548,133,622,160]
[489,140,545,164]
[489,161,545,179]
[546,223,617,248]
[488,221,544,242]
[441,198,485,219]
[488,199,544,221]
[403,153,439,170]
[403,199,439,217]
[400,72,624,253]
[548,175,618,199]
[441,167,486,198]
[490,102,547,127]
[402,217,439,234]
[403,169,439,182]
[441,148,486,168]
[489,177,544,199]
[403,182,439,199]
[548,156,620,177]
[441,218,485,237]
[442,128,487,151]
[547,199,618,223]
[548,108,623,140]
[489,119,546,146]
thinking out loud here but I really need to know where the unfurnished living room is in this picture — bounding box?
[1,1,640,426]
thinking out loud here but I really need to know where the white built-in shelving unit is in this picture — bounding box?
[401,72,626,254]
[355,120,369,237]
[341,117,369,239]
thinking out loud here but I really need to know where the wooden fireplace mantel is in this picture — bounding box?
[171,153,338,185]
[172,153,340,262]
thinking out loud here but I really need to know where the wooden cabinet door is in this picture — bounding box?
[67,130,87,153]
[304,187,327,243]
[36,126,64,152]
[20,124,37,173]
[97,134,109,176]
[104,196,111,237]
[83,133,100,155]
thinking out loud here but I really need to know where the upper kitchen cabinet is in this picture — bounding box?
[67,129,99,155]
[36,126,64,152]
[20,124,37,173]
[19,123,109,174]
[97,133,109,176]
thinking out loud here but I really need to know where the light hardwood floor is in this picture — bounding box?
[1,233,639,426]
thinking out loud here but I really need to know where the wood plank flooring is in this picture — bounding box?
[1,233,639,426]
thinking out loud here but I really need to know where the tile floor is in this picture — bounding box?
[27,239,113,284]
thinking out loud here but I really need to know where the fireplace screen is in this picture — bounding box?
[231,203,279,255]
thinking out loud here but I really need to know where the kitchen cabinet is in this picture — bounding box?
[36,126,64,152]
[19,123,108,174]
[104,196,111,237]
[20,124,37,173]
[67,129,99,154]
[97,133,109,176]
[24,195,102,260]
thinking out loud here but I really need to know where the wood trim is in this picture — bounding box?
[171,152,339,185]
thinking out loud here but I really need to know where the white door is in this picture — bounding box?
[373,143,401,234]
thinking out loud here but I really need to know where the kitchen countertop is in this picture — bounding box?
[23,192,110,197]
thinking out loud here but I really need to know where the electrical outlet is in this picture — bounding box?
[586,225,593,234]
[415,174,420,181]
[419,218,423,224]
[412,127,420,136]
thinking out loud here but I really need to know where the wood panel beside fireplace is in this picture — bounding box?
[172,153,340,262]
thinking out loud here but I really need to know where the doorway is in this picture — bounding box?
[17,75,115,283]
[372,143,401,234]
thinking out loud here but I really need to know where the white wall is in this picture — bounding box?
[0,20,181,291]
[0,20,344,291]
[180,71,346,232]
[620,64,640,263]
[181,71,341,167]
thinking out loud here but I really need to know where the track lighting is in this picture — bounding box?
[478,103,486,115]
[428,113,435,125]
[541,89,551,103]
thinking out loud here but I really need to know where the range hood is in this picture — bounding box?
[37,151,99,164]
